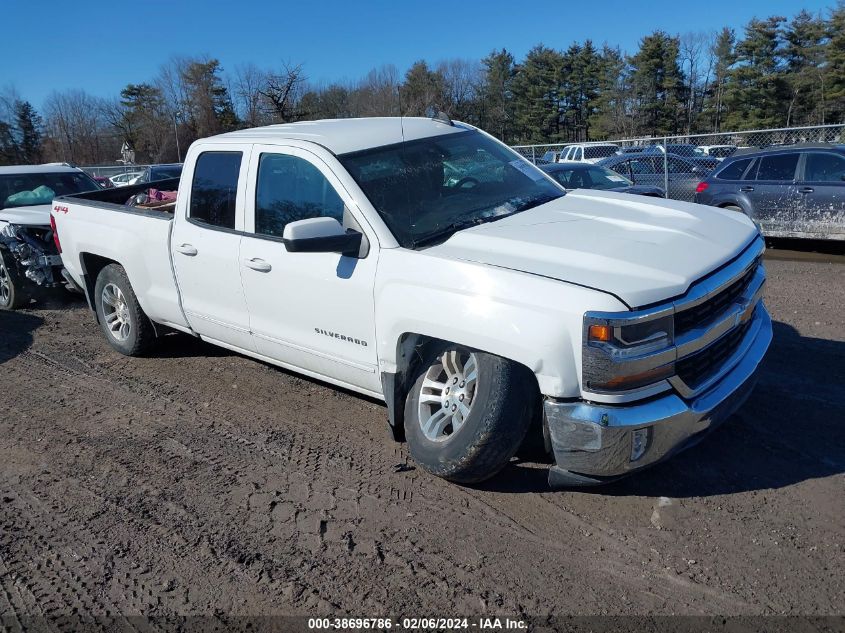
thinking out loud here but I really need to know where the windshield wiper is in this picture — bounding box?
[411,217,489,248]
[410,193,563,249]
[512,192,562,213]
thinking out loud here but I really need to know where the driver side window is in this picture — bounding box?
[254,153,345,238]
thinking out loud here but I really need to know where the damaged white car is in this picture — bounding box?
[0,165,97,309]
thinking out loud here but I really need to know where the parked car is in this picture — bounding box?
[688,156,722,172]
[110,172,144,187]
[538,150,562,164]
[92,175,115,189]
[598,153,709,200]
[0,165,99,308]
[696,145,737,160]
[558,143,619,164]
[131,163,183,185]
[540,162,664,197]
[619,145,647,155]
[52,117,770,488]
[694,143,845,240]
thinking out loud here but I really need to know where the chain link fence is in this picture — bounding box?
[512,123,845,204]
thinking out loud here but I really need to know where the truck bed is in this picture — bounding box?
[57,177,181,218]
[53,178,190,331]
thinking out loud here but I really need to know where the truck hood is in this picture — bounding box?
[0,204,52,227]
[427,189,759,308]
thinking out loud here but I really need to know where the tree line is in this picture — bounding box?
[1,5,843,166]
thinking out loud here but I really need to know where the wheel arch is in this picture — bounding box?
[79,252,118,318]
[79,254,165,338]
[381,332,542,442]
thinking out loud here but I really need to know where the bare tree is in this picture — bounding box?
[233,63,269,127]
[42,90,113,164]
[259,62,306,122]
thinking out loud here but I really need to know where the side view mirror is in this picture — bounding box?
[282,217,363,258]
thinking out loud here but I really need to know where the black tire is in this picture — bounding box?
[0,250,31,310]
[404,346,536,484]
[93,264,155,356]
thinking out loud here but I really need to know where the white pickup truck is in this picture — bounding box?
[52,117,772,487]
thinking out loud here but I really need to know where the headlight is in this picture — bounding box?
[583,311,675,393]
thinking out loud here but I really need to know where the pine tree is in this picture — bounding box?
[510,45,565,143]
[628,31,686,136]
[13,101,42,163]
[783,10,828,125]
[400,61,446,116]
[480,49,515,142]
[825,2,845,123]
[704,28,736,132]
[588,46,630,139]
[723,17,789,129]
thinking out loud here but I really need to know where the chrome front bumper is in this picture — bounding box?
[545,305,772,487]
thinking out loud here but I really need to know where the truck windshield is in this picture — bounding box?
[0,172,100,209]
[338,130,563,248]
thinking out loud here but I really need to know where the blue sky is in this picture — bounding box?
[1,0,836,109]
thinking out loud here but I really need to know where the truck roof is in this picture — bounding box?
[211,117,472,155]
[0,164,83,175]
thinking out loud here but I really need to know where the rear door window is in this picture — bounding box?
[804,152,845,183]
[716,158,752,181]
[189,152,242,229]
[755,153,799,182]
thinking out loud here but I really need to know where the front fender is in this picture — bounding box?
[374,249,627,399]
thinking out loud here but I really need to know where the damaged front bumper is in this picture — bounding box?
[0,222,65,288]
[544,306,772,488]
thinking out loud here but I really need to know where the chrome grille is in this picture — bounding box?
[676,318,753,390]
[675,261,758,336]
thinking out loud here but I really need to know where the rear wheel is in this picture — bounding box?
[94,264,155,356]
[723,204,744,213]
[0,251,31,310]
[404,346,535,484]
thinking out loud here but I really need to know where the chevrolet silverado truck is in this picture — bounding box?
[1,165,100,309]
[51,117,772,487]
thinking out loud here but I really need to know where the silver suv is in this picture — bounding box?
[694,144,845,240]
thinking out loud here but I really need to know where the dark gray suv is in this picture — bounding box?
[694,144,845,240]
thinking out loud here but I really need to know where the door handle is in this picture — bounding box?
[244,257,272,272]
[739,186,754,192]
[175,243,198,256]
[799,187,814,194]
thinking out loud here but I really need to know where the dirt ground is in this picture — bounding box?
[0,246,843,627]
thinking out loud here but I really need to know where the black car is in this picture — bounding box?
[136,163,183,184]
[693,143,845,240]
[540,163,664,197]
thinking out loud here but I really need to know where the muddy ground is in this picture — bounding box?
[0,247,843,628]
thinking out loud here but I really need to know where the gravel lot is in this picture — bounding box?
[0,247,843,626]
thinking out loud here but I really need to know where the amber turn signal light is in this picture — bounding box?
[588,324,612,342]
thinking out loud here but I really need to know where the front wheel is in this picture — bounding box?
[404,346,535,484]
[0,251,31,310]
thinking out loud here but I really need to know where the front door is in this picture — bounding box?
[170,147,255,351]
[798,151,845,238]
[238,145,380,393]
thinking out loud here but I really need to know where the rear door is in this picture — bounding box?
[797,151,845,238]
[170,146,255,351]
[750,152,801,236]
[238,144,381,393]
